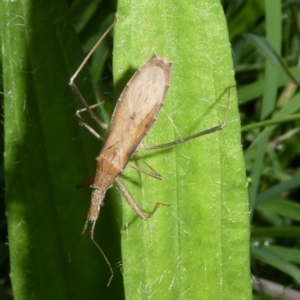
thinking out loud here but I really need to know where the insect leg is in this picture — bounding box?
[127,163,162,180]
[76,101,108,141]
[141,85,235,150]
[69,18,116,132]
[115,178,170,220]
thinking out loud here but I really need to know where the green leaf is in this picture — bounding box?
[1,1,122,299]
[114,0,250,299]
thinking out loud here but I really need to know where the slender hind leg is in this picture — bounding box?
[115,178,170,220]
[140,85,235,151]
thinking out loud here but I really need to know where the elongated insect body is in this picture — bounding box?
[84,54,173,236]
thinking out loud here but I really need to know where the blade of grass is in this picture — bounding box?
[245,91,300,150]
[237,66,300,105]
[241,114,300,131]
[248,0,282,214]
[252,227,300,238]
[243,33,299,85]
[257,198,300,222]
[252,246,300,284]
[227,0,264,40]
[113,0,250,299]
[265,246,300,264]
[256,169,300,206]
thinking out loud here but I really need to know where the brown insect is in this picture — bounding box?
[83,53,172,236]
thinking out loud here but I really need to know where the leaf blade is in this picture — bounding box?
[113,0,250,299]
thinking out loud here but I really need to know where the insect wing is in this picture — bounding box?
[103,54,172,166]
